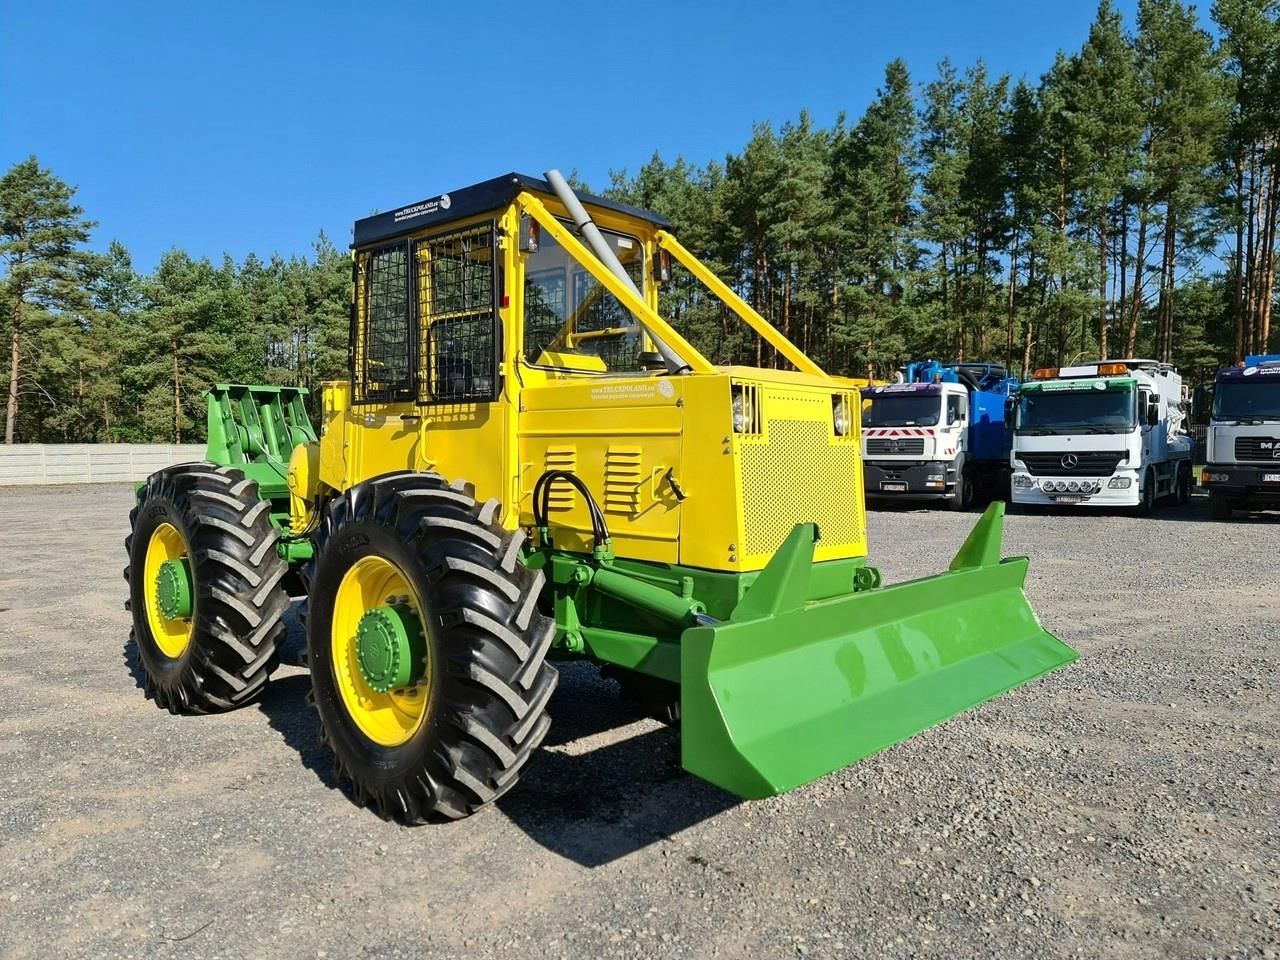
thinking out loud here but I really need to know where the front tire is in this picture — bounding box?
[948,463,975,512]
[126,463,288,713]
[1209,491,1234,522]
[305,472,557,821]
[1138,469,1157,515]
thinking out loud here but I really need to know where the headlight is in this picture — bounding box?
[732,389,752,433]
[833,397,851,436]
[1013,474,1033,488]
[1067,480,1080,492]
[1108,477,1132,489]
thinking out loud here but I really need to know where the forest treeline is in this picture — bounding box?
[3,0,1279,444]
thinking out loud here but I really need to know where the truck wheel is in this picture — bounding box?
[1138,469,1157,515]
[1175,463,1192,505]
[948,466,975,512]
[126,463,288,713]
[1209,491,1234,522]
[304,472,557,821]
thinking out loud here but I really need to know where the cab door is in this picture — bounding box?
[342,241,422,487]
[412,220,509,507]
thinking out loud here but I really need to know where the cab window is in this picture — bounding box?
[522,224,649,373]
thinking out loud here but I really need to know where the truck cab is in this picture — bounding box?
[1202,354,1280,521]
[861,360,1015,510]
[1009,360,1193,511]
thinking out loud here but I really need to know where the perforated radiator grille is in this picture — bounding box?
[739,413,861,562]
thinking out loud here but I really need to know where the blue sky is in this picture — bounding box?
[1,0,1138,272]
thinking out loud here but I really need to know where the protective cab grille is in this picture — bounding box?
[1019,451,1126,476]
[1234,436,1280,462]
[866,437,925,456]
[739,392,861,562]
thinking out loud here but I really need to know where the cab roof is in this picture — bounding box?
[352,173,671,249]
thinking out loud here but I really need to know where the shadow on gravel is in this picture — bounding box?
[256,673,346,792]
[254,655,738,863]
[496,662,740,868]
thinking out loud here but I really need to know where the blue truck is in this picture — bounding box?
[860,360,1019,509]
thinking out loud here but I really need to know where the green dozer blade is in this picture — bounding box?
[679,503,1076,800]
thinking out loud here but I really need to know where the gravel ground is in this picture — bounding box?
[0,483,1276,960]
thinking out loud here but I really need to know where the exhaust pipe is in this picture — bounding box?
[543,169,688,374]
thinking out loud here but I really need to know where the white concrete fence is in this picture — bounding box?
[0,444,207,486]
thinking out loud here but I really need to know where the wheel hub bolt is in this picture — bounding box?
[155,558,193,620]
[355,605,426,694]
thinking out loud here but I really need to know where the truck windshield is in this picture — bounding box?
[862,394,942,427]
[1213,381,1280,421]
[1017,388,1135,433]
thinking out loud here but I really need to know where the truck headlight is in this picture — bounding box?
[832,397,851,436]
[1067,480,1080,492]
[1013,474,1033,488]
[732,389,753,433]
[1108,477,1132,489]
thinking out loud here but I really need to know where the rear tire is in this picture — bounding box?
[304,472,557,821]
[1175,462,1192,505]
[126,463,288,713]
[1209,491,1234,522]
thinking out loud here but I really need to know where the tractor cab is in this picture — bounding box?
[334,172,864,571]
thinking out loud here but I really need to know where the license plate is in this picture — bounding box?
[880,482,907,493]
[1054,495,1083,503]
[1264,473,1280,483]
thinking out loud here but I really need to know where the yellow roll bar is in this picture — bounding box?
[516,193,716,374]
[655,230,828,378]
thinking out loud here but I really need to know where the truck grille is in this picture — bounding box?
[1019,451,1126,476]
[866,438,925,456]
[1234,436,1280,461]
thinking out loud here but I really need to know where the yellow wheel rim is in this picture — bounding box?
[143,522,193,658]
[331,556,431,747]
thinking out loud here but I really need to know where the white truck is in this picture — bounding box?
[1009,359,1194,512]
[1201,354,1280,521]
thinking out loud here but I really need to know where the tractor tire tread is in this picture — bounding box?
[305,471,557,822]
[126,462,288,714]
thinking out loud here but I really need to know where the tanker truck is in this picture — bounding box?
[861,360,1018,510]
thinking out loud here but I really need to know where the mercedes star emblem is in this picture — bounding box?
[1060,453,1079,470]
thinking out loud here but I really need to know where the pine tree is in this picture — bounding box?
[1213,0,1280,357]
[1134,0,1231,362]
[1068,0,1144,359]
[0,157,99,443]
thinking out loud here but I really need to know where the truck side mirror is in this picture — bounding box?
[1147,403,1159,426]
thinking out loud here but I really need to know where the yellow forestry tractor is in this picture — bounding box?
[125,171,1075,821]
